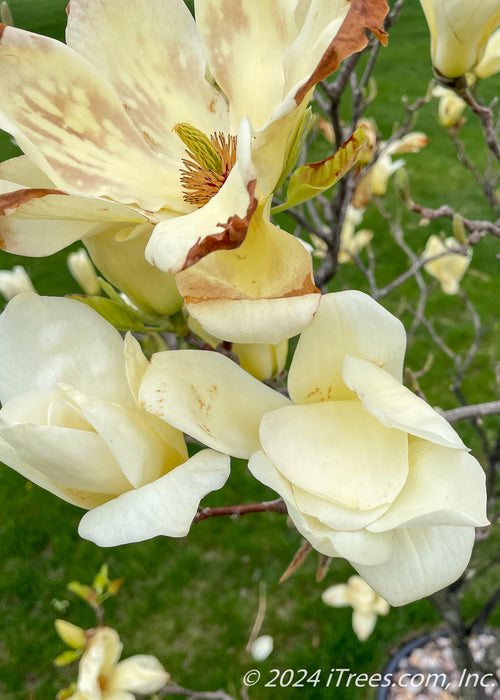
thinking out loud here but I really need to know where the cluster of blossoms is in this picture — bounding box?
[0,291,487,606]
[0,0,493,625]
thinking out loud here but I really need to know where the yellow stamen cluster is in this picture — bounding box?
[174,123,237,207]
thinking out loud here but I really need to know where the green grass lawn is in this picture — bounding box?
[1,1,500,698]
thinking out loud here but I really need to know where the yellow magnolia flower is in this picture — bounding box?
[0,0,389,342]
[475,27,500,78]
[67,627,169,700]
[423,235,472,294]
[0,294,230,546]
[431,85,467,128]
[419,0,500,78]
[322,576,389,641]
[139,292,488,605]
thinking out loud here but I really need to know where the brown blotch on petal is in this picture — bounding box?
[281,274,319,298]
[0,23,7,41]
[65,2,71,16]
[0,188,67,218]
[294,0,389,106]
[181,180,258,270]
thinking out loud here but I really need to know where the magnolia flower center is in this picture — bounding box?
[174,123,237,207]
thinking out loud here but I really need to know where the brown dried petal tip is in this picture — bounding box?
[295,0,389,105]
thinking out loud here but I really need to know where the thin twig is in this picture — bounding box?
[441,401,500,423]
[458,88,500,165]
[193,499,287,524]
[409,202,500,239]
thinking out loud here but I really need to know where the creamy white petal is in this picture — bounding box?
[84,223,184,317]
[0,183,145,223]
[61,386,186,489]
[321,584,350,607]
[0,182,99,255]
[329,529,394,566]
[78,449,230,546]
[123,334,189,461]
[0,25,183,211]
[284,0,350,93]
[139,350,289,459]
[1,389,90,432]
[0,294,132,407]
[0,432,108,509]
[475,27,500,78]
[0,420,131,494]
[0,265,35,299]
[342,355,466,449]
[248,449,343,557]
[123,333,149,403]
[106,692,135,700]
[67,0,228,160]
[186,294,320,345]
[419,0,500,77]
[78,628,122,698]
[354,525,475,606]
[292,483,391,531]
[368,439,488,532]
[0,182,146,256]
[110,656,169,694]
[352,610,377,641]
[195,0,298,131]
[0,154,54,187]
[288,291,406,403]
[259,402,408,509]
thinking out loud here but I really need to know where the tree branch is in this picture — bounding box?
[441,401,500,423]
[409,202,500,240]
[193,499,287,524]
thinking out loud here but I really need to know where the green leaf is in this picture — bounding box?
[98,277,124,304]
[93,564,109,596]
[272,128,365,214]
[54,649,82,667]
[67,581,96,604]
[107,577,124,596]
[67,295,147,332]
[275,108,317,191]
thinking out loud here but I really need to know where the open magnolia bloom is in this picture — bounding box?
[423,235,472,294]
[419,0,500,79]
[0,0,389,342]
[322,575,389,641]
[139,291,488,605]
[0,294,230,546]
[66,627,169,700]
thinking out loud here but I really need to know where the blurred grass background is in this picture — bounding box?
[0,1,499,698]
